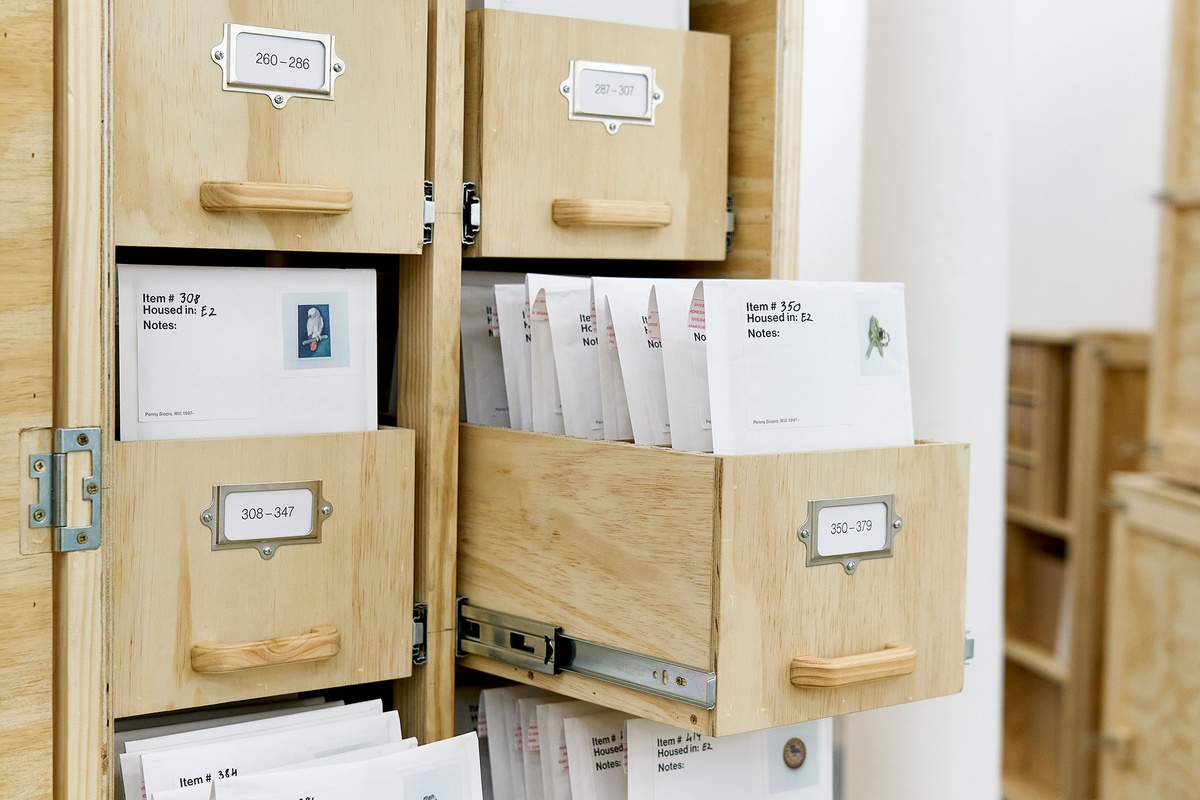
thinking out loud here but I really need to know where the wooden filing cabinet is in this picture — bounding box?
[463,10,730,260]
[457,426,970,736]
[1098,474,1200,800]
[113,0,430,254]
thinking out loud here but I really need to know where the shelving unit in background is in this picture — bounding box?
[1002,332,1149,800]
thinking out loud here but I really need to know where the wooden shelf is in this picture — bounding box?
[1006,506,1074,541]
[1002,774,1058,800]
[1005,639,1069,685]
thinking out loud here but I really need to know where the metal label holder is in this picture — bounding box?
[211,23,345,108]
[560,59,664,134]
[797,493,902,575]
[201,479,332,560]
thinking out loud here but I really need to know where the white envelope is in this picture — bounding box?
[564,710,634,800]
[455,687,494,800]
[527,274,602,438]
[625,719,831,800]
[600,279,672,445]
[648,281,705,451]
[480,686,557,800]
[209,732,484,800]
[464,0,688,30]
[494,283,534,431]
[703,280,913,455]
[591,278,638,441]
[519,697,575,800]
[462,272,526,428]
[139,710,402,799]
[122,700,382,800]
[536,700,608,800]
[118,264,376,441]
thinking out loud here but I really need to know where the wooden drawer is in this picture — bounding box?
[112,429,415,716]
[456,425,969,737]
[463,10,730,260]
[113,1,428,254]
[1099,474,1200,799]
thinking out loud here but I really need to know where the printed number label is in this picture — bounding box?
[233,30,327,92]
[224,488,314,541]
[815,501,888,557]
[574,68,651,120]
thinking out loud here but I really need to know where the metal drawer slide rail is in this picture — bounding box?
[457,600,716,709]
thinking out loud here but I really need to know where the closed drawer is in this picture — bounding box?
[456,425,969,736]
[463,11,730,260]
[114,1,428,254]
[112,429,415,716]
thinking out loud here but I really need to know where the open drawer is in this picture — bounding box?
[112,429,414,716]
[463,10,730,260]
[456,425,969,736]
[113,0,429,253]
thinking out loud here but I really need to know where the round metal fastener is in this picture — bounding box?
[893,517,903,530]
[782,738,807,770]
[86,483,99,495]
[653,91,662,101]
[562,85,571,93]
[76,532,89,546]
[333,62,343,73]
[320,504,332,517]
[201,511,214,524]
[214,50,224,60]
[845,561,858,573]
[800,528,810,539]
[261,545,274,558]
[33,509,46,523]
[33,459,46,472]
[607,122,618,132]
[273,95,285,105]
[76,433,89,446]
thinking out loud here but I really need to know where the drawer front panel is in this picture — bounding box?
[113,429,415,716]
[114,1,428,253]
[465,11,730,260]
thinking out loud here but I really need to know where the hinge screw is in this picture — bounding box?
[201,511,214,524]
[76,433,89,446]
[33,509,46,523]
[33,459,46,473]
[86,483,99,495]
[333,62,343,73]
[893,517,903,530]
[76,532,88,546]
[214,50,224,61]
[320,504,332,517]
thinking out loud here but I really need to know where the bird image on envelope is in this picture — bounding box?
[301,305,331,358]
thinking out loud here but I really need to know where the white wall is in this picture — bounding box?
[1009,0,1171,331]
[837,3,1012,798]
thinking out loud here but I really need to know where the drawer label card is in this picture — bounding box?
[798,494,901,575]
[211,23,346,109]
[201,480,333,559]
[561,60,664,133]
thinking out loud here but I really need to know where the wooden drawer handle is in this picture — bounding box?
[551,199,672,228]
[789,641,916,689]
[191,625,341,674]
[200,181,353,215]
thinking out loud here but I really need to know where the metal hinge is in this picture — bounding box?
[457,599,716,709]
[412,602,428,665]
[462,182,481,247]
[29,427,102,552]
[725,195,735,251]
[964,632,975,664]
[422,181,435,245]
